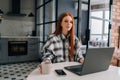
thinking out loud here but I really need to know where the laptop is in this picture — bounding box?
[64,47,114,75]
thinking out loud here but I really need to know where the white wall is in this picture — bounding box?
[0,20,34,36]
[0,0,35,36]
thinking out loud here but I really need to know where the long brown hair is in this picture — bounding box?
[53,12,75,60]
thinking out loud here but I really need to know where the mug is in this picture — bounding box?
[39,60,52,74]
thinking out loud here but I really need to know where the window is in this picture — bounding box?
[91,19,103,34]
[91,11,103,18]
[90,10,109,46]
[105,11,109,20]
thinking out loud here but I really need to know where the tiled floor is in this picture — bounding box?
[0,61,40,80]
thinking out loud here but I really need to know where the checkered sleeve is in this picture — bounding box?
[74,36,84,62]
[41,35,55,62]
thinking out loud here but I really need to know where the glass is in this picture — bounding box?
[91,11,103,18]
[81,3,88,10]
[104,21,109,34]
[103,35,108,41]
[90,0,110,47]
[105,10,109,20]
[45,1,55,22]
[91,19,103,34]
[90,35,102,40]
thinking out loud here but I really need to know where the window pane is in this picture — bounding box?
[91,19,103,34]
[103,35,108,41]
[104,21,109,34]
[91,11,103,18]
[90,35,102,40]
[103,35,108,46]
[105,10,109,20]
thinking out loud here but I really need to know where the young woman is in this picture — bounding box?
[41,12,84,63]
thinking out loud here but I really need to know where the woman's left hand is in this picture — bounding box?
[79,58,84,64]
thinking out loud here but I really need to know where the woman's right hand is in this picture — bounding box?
[39,64,42,73]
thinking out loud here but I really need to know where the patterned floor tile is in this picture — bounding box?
[0,61,40,80]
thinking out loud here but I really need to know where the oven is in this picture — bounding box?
[8,41,28,56]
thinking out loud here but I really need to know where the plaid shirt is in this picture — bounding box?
[41,34,84,63]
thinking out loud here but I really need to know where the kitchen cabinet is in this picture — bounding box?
[0,39,1,61]
[0,38,9,63]
[0,37,40,64]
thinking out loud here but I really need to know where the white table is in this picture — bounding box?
[27,62,120,80]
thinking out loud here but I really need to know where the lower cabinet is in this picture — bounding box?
[0,37,40,64]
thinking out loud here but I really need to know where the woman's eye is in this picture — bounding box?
[64,20,73,23]
[70,21,73,23]
[64,20,68,22]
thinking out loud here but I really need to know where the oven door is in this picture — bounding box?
[8,41,28,56]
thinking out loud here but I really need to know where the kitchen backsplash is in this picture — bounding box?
[0,19,34,36]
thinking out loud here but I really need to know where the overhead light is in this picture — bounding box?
[28,12,34,17]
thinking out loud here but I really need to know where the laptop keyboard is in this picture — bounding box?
[64,65,82,72]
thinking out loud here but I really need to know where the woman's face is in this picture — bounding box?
[61,15,73,34]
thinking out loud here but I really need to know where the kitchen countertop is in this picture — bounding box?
[0,36,40,38]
